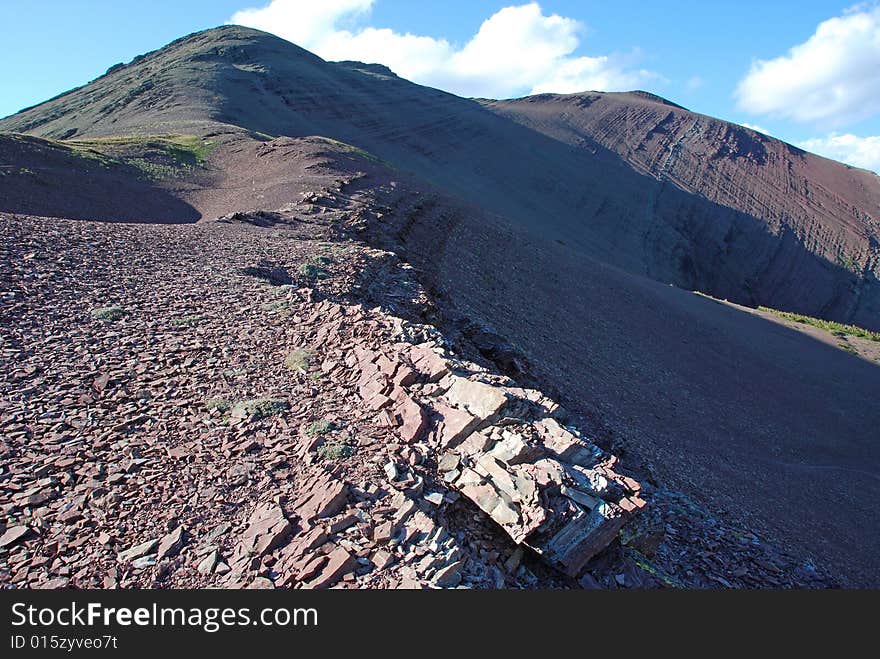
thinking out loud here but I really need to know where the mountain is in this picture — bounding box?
[2,25,880,586]
[2,25,879,329]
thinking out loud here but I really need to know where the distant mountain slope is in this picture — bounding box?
[2,25,879,328]
[486,92,880,329]
[3,27,880,586]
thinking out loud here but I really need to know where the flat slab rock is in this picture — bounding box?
[447,412,644,576]
[339,299,646,579]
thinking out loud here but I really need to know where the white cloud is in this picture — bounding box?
[735,6,880,127]
[685,75,704,92]
[229,1,658,98]
[740,122,771,135]
[232,0,373,46]
[798,133,880,173]
[530,53,661,96]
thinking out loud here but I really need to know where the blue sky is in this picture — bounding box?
[2,1,879,171]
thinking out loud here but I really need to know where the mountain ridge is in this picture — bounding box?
[2,25,878,330]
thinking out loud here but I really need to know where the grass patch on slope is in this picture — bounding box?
[91,306,127,322]
[57,134,215,180]
[285,349,313,372]
[758,306,880,342]
[229,398,289,421]
[312,136,384,164]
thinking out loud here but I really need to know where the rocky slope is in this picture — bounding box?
[2,26,880,587]
[0,133,200,222]
[0,175,833,589]
[487,92,880,330]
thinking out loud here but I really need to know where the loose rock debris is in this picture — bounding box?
[0,214,578,589]
[343,299,646,576]
[0,209,835,589]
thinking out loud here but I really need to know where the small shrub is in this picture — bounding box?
[305,420,335,436]
[229,398,289,421]
[91,306,127,322]
[205,397,231,413]
[299,263,329,280]
[172,315,200,327]
[285,349,313,372]
[309,371,322,381]
[838,254,857,271]
[317,441,354,461]
[262,301,289,313]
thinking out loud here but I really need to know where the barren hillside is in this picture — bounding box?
[3,25,879,328]
[2,25,880,588]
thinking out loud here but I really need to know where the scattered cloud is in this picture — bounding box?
[685,75,704,92]
[740,122,771,135]
[798,133,880,173]
[529,51,661,96]
[230,0,659,98]
[735,5,880,127]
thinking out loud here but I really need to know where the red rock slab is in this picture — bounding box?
[0,525,31,548]
[277,525,328,565]
[302,545,356,589]
[156,526,186,560]
[538,501,627,577]
[393,392,427,443]
[444,376,507,421]
[292,472,349,521]
[431,402,480,449]
[408,345,448,382]
[241,505,295,557]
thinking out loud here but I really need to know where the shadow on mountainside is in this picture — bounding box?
[368,182,880,586]
[191,58,877,329]
[0,24,875,327]
[0,134,201,223]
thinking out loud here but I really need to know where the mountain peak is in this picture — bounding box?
[336,61,399,78]
[622,89,687,109]
[0,24,328,137]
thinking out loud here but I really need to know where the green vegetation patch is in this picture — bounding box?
[91,306,127,322]
[305,420,336,436]
[758,306,880,342]
[299,262,330,280]
[171,315,201,327]
[285,349,313,372]
[205,397,231,413]
[58,134,215,181]
[313,136,383,164]
[837,253,857,271]
[262,300,290,313]
[229,398,289,421]
[316,441,354,461]
[624,548,684,589]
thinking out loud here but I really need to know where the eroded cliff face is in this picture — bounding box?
[486,92,880,329]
